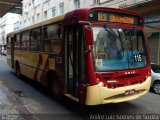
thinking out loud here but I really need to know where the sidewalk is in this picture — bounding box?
[0,81,34,120]
[0,81,82,120]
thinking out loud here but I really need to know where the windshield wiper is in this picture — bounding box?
[117,31,124,52]
[104,24,124,51]
[104,24,118,40]
[129,27,136,50]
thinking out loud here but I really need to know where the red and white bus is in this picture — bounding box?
[7,7,151,105]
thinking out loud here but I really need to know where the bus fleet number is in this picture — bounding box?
[134,55,142,62]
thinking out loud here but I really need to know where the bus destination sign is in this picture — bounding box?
[88,10,142,25]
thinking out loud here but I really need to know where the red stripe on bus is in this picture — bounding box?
[40,57,49,84]
[33,54,42,81]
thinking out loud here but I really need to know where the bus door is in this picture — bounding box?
[65,24,85,98]
[11,36,15,68]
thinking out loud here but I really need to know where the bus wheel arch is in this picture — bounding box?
[15,61,21,78]
[47,70,61,97]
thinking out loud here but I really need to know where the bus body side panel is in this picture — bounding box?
[18,51,53,86]
[18,51,33,79]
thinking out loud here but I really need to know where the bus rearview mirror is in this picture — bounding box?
[79,21,94,45]
[84,25,94,45]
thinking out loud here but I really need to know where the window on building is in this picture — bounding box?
[32,16,35,24]
[74,0,80,9]
[144,11,160,23]
[25,12,28,18]
[52,7,56,17]
[44,11,48,20]
[92,0,100,5]
[24,20,27,26]
[29,2,31,6]
[34,0,40,6]
[37,13,40,22]
[2,35,5,44]
[28,18,31,24]
[20,22,22,28]
[43,24,62,53]
[59,2,64,14]
[44,0,49,2]
[30,27,42,51]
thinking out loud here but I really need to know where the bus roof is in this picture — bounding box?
[8,7,143,36]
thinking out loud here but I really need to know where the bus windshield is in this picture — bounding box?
[92,26,148,71]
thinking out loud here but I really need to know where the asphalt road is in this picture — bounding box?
[0,55,160,120]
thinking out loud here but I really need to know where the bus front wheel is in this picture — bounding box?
[49,75,61,98]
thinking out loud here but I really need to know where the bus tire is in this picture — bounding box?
[48,73,61,98]
[153,81,160,94]
[16,62,21,78]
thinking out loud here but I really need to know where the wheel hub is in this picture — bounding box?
[154,83,160,94]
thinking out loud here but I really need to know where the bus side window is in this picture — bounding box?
[43,24,62,54]
[21,31,30,51]
[14,34,21,50]
[30,27,42,51]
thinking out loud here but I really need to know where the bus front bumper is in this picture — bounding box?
[85,76,151,105]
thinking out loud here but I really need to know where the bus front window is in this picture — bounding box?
[92,26,148,71]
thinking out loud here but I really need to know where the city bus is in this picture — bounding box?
[7,7,151,105]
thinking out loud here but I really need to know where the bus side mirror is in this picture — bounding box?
[79,21,94,45]
[84,25,94,45]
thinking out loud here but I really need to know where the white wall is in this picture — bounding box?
[21,0,84,27]
[5,13,20,30]
[0,18,2,46]
[0,13,20,49]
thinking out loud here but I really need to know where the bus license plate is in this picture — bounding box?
[125,89,135,96]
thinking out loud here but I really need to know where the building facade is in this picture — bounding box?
[0,13,20,50]
[16,0,139,28]
[21,0,82,27]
